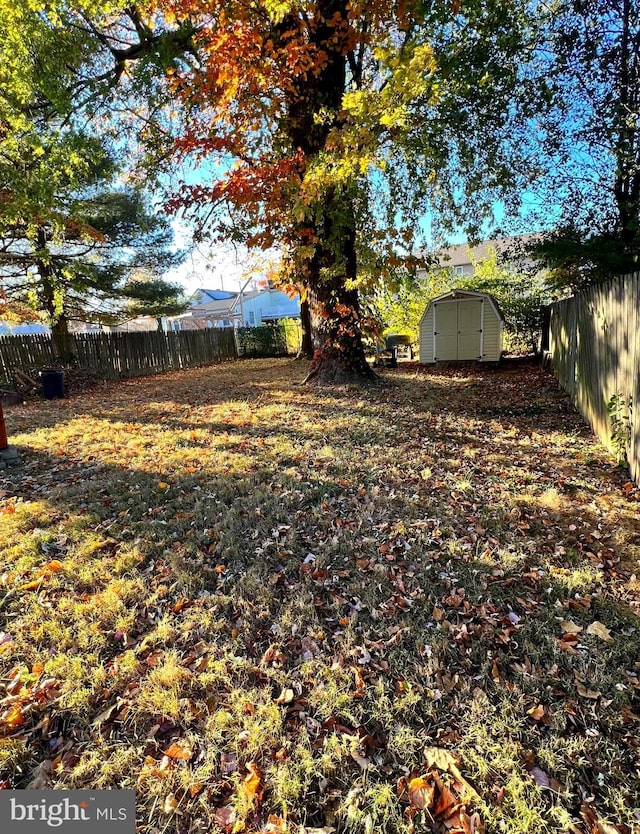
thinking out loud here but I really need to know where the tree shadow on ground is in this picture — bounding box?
[1,358,639,833]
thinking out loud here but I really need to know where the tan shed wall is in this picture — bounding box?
[419,305,435,362]
[481,302,502,361]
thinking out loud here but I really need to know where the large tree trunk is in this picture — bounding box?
[302,192,376,385]
[280,0,376,384]
[36,227,77,363]
[51,314,76,364]
[303,276,375,384]
[296,299,314,359]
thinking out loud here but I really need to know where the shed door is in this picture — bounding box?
[434,299,482,361]
[457,300,482,360]
[434,302,458,360]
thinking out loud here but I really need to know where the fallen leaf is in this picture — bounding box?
[424,746,460,772]
[214,806,236,832]
[560,619,583,634]
[276,687,294,705]
[408,775,435,810]
[243,761,262,805]
[20,579,42,591]
[350,746,371,770]
[491,660,501,683]
[431,771,459,818]
[26,760,52,789]
[164,740,193,760]
[91,703,120,726]
[42,560,64,573]
[586,621,613,642]
[1,704,25,729]
[527,704,549,723]
[576,681,601,699]
[220,752,239,774]
[529,767,550,787]
[163,793,178,814]
[581,802,622,834]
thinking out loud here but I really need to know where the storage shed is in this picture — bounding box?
[419,290,504,363]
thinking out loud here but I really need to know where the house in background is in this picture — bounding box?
[166,287,300,331]
[0,321,49,336]
[430,235,538,279]
[241,288,300,326]
[190,289,237,305]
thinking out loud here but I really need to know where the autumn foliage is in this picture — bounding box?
[149,0,529,381]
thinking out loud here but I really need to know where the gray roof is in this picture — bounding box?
[436,234,539,268]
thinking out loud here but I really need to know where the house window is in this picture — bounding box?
[454,266,465,276]
[248,311,255,325]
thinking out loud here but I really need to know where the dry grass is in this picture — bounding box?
[0,358,638,834]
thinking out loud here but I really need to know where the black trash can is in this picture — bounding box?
[41,369,65,399]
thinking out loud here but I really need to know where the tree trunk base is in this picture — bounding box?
[303,354,377,386]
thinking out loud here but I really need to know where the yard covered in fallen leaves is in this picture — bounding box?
[1,358,639,834]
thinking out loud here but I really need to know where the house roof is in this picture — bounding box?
[190,288,237,304]
[436,234,540,268]
[189,288,265,319]
[190,297,240,318]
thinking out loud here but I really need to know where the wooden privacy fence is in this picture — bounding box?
[548,273,640,482]
[0,328,237,381]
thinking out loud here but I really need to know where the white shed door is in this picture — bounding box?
[457,300,482,360]
[434,302,458,360]
[434,300,482,361]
